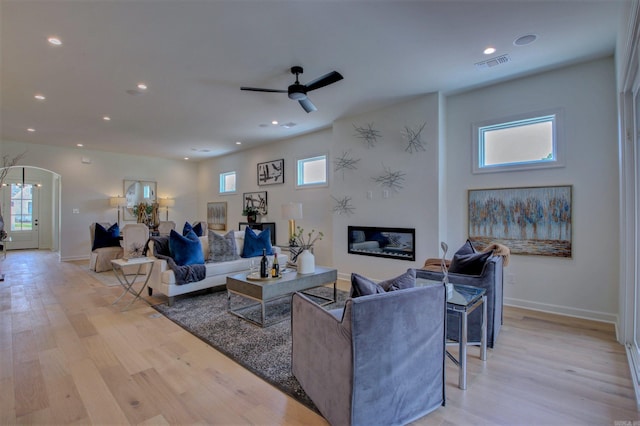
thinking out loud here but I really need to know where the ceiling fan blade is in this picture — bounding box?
[305,71,343,92]
[240,87,287,93]
[299,98,317,113]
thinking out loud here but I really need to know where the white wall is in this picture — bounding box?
[331,94,442,280]
[446,57,619,322]
[0,140,199,260]
[197,130,333,266]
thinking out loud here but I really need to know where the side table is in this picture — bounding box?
[446,283,487,390]
[110,257,155,310]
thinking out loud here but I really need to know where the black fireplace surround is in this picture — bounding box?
[347,226,415,261]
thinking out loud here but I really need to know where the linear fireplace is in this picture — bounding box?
[348,226,415,261]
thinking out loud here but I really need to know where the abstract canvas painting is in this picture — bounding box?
[468,185,572,257]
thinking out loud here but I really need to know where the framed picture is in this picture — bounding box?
[123,179,157,221]
[468,185,572,257]
[207,201,227,231]
[243,191,268,215]
[257,158,284,186]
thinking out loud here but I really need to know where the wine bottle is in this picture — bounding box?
[260,248,268,278]
[271,253,279,277]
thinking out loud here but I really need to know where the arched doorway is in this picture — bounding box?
[0,166,61,252]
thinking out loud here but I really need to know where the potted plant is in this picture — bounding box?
[242,205,260,223]
[291,226,323,273]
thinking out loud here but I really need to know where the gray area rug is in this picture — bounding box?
[153,286,348,412]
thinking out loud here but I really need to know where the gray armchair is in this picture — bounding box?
[417,255,503,348]
[292,284,446,426]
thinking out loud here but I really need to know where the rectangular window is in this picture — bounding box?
[473,109,563,173]
[219,171,236,194]
[296,154,328,188]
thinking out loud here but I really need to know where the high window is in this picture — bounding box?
[296,154,328,188]
[473,109,563,173]
[219,171,236,194]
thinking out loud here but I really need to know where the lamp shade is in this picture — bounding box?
[109,196,126,207]
[159,198,175,207]
[281,202,303,220]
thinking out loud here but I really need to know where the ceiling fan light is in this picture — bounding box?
[288,92,306,100]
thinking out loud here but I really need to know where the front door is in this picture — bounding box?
[2,181,39,249]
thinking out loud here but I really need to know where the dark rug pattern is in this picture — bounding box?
[153,286,348,412]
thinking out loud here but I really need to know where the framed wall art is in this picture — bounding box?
[468,185,572,257]
[242,191,268,215]
[123,179,157,221]
[207,201,227,231]
[257,158,284,186]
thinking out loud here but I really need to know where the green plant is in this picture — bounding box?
[242,206,260,216]
[292,226,323,250]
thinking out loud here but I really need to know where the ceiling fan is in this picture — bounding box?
[241,66,343,113]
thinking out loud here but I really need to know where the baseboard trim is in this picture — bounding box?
[625,344,640,408]
[61,255,90,262]
[504,296,618,324]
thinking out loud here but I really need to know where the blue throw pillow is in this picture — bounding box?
[183,221,204,237]
[241,227,273,258]
[92,223,120,251]
[169,229,204,266]
[449,251,491,275]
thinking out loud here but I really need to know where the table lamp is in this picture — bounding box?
[109,196,126,227]
[159,198,175,221]
[281,202,303,246]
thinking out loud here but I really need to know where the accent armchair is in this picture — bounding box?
[89,222,123,272]
[292,284,446,426]
[418,255,504,348]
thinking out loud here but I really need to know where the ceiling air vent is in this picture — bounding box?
[475,54,511,70]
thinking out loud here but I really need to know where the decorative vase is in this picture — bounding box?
[298,249,315,274]
[247,214,257,223]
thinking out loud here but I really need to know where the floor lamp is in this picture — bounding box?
[281,202,303,246]
[159,198,175,221]
[109,196,126,227]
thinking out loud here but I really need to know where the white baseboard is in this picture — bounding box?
[504,296,618,324]
[626,344,640,408]
[61,255,90,262]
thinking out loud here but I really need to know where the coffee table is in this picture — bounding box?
[226,266,338,327]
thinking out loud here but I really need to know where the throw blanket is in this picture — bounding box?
[481,242,510,267]
[144,236,206,285]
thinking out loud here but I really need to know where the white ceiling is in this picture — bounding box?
[0,0,624,161]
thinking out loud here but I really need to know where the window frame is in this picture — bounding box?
[219,170,237,194]
[472,108,564,174]
[295,153,329,189]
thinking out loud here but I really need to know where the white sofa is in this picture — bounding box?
[146,230,286,305]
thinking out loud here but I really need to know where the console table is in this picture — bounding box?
[238,222,276,245]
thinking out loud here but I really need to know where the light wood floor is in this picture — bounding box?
[0,250,638,425]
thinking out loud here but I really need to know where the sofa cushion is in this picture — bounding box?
[241,227,273,257]
[183,221,204,237]
[208,230,240,262]
[92,223,120,251]
[350,269,416,298]
[449,251,491,275]
[169,229,205,266]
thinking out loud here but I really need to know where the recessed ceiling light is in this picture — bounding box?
[514,34,537,46]
[483,47,496,55]
[34,94,46,101]
[184,157,189,160]
[272,120,279,125]
[27,128,35,132]
[137,83,148,90]
[47,37,62,46]
[235,141,242,145]
[103,116,111,121]
[77,143,84,147]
